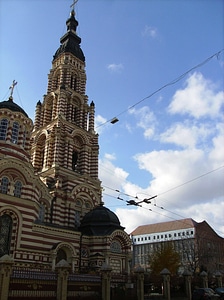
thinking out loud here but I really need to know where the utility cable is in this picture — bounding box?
[96,49,224,128]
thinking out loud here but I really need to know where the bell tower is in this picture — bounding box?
[30,8,101,228]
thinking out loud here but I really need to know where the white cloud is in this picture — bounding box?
[99,73,224,237]
[168,72,224,118]
[160,121,213,149]
[141,25,158,38]
[129,106,156,139]
[107,63,124,72]
[95,114,108,134]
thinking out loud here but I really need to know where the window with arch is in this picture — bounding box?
[11,121,19,144]
[0,119,8,140]
[14,181,22,197]
[56,248,67,264]
[72,150,79,171]
[23,130,26,148]
[74,210,81,228]
[38,203,45,222]
[70,75,77,91]
[0,177,9,194]
[110,240,122,253]
[0,214,12,257]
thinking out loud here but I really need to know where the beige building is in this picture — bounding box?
[131,218,224,275]
[0,7,131,275]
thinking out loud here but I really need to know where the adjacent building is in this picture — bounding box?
[0,7,131,275]
[131,218,224,274]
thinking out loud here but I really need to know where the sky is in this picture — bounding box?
[0,0,224,237]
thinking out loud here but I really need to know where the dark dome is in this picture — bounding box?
[79,204,125,236]
[0,97,28,118]
[53,10,85,62]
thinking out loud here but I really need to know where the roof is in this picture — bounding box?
[53,10,85,62]
[131,218,197,236]
[0,97,28,118]
[79,203,125,236]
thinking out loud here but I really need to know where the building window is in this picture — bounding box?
[70,75,77,91]
[56,248,67,264]
[11,121,19,144]
[0,177,9,194]
[23,130,26,147]
[148,236,150,240]
[0,214,12,257]
[110,241,122,253]
[72,151,78,171]
[38,203,45,222]
[0,119,8,140]
[74,210,81,227]
[14,181,22,197]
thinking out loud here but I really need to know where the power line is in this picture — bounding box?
[96,49,224,128]
[102,165,224,235]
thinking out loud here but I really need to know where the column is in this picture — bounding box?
[215,271,222,288]
[200,271,208,288]
[101,263,112,300]
[56,259,70,300]
[183,270,192,300]
[0,255,14,300]
[134,266,144,300]
[160,268,171,300]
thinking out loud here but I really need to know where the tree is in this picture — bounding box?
[150,242,180,275]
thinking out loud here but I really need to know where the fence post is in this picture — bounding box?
[0,254,14,300]
[56,259,70,300]
[214,271,222,288]
[134,266,144,300]
[200,271,208,288]
[183,270,192,300]
[160,268,171,300]
[101,262,112,300]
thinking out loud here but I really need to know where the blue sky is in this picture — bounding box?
[1,0,224,236]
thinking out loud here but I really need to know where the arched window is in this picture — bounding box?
[110,240,122,253]
[72,151,78,171]
[70,75,77,91]
[0,214,12,257]
[14,181,22,198]
[38,203,45,222]
[74,210,81,227]
[0,177,9,194]
[11,121,19,144]
[0,119,8,140]
[56,248,67,264]
[23,130,26,148]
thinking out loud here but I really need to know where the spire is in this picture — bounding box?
[53,1,85,62]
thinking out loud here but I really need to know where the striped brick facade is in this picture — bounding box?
[0,8,131,276]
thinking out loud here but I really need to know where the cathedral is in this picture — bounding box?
[0,6,131,275]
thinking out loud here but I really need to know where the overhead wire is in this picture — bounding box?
[101,165,224,235]
[96,48,224,128]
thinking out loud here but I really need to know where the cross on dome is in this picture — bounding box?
[70,0,78,11]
